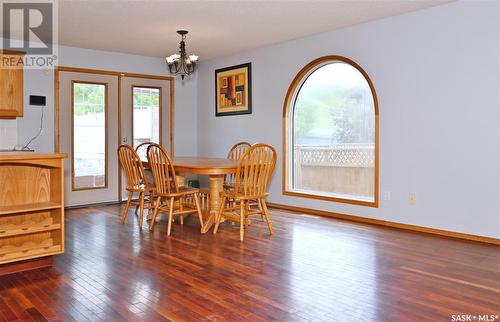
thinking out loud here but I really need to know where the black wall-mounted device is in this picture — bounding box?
[29,95,46,106]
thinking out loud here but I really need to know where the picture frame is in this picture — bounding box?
[215,62,252,117]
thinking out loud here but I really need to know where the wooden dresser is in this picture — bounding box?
[0,153,66,274]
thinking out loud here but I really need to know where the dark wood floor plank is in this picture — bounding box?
[0,204,498,321]
[0,296,19,321]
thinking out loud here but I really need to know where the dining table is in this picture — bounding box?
[144,156,238,233]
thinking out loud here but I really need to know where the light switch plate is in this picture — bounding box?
[408,192,416,205]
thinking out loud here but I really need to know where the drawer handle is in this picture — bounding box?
[0,231,5,234]
[22,250,29,253]
[22,228,29,231]
[0,254,5,257]
[43,225,50,228]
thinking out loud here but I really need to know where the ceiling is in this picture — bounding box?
[48,0,452,60]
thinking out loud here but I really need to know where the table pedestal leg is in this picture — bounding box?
[201,175,224,233]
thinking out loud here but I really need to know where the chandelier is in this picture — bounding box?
[166,30,198,80]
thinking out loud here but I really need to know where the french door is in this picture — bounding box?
[59,72,119,206]
[119,76,171,200]
[58,70,172,207]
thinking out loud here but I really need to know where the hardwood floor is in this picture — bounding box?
[0,204,499,321]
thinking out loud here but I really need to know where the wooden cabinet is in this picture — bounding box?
[0,153,66,273]
[0,51,24,118]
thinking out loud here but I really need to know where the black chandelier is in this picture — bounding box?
[166,30,198,80]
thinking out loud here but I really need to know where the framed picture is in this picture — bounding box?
[215,63,252,116]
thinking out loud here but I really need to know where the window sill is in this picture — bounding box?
[283,189,378,208]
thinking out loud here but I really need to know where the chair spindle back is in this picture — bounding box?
[234,144,277,197]
[147,144,177,195]
[135,141,155,162]
[118,144,149,189]
[227,142,251,160]
[226,142,251,186]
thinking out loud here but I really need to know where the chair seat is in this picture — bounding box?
[155,186,200,198]
[221,189,268,201]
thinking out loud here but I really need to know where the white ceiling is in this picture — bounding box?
[55,0,451,60]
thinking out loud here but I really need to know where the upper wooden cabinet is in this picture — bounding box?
[0,51,24,119]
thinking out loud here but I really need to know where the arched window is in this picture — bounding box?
[283,56,379,207]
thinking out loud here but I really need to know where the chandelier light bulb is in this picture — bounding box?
[189,54,199,62]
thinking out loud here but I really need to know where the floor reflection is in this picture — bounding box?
[0,205,496,321]
[290,219,376,320]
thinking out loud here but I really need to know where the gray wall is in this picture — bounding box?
[14,44,197,156]
[196,1,500,238]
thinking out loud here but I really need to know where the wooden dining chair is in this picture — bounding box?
[227,141,251,160]
[135,141,155,161]
[147,143,204,235]
[213,143,277,241]
[134,142,156,215]
[117,144,153,228]
[225,142,251,189]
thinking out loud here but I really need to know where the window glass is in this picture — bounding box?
[133,87,160,149]
[291,62,375,202]
[73,82,107,190]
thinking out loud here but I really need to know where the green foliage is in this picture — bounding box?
[294,84,374,144]
[329,87,374,143]
[293,101,316,138]
[133,89,160,109]
[73,86,160,116]
[73,83,105,116]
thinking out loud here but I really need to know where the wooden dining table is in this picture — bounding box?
[144,156,238,233]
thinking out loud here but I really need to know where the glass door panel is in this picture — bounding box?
[72,82,107,190]
[132,86,160,149]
